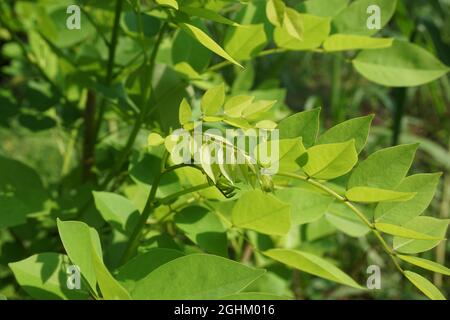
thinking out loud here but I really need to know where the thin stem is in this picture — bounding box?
[100,23,168,190]
[159,183,211,205]
[0,20,73,109]
[80,6,110,47]
[206,48,288,72]
[277,172,404,274]
[119,163,205,264]
[94,0,125,141]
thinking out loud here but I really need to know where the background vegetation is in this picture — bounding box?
[0,0,449,300]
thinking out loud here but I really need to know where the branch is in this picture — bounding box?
[276,172,405,274]
[99,22,168,190]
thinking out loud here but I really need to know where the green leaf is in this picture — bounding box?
[201,83,225,116]
[122,11,161,37]
[93,192,140,236]
[181,7,239,26]
[224,95,255,117]
[179,98,192,125]
[172,23,212,72]
[224,24,268,61]
[264,249,363,289]
[345,187,416,203]
[302,140,358,180]
[353,40,450,87]
[200,144,216,183]
[116,249,184,292]
[57,219,130,299]
[242,100,276,119]
[275,188,334,224]
[325,202,371,238]
[317,115,374,153]
[0,157,49,228]
[232,190,291,236]
[324,34,393,52]
[179,23,242,68]
[375,222,444,240]
[174,206,228,257]
[266,0,286,27]
[283,8,303,40]
[277,108,320,147]
[332,0,398,36]
[156,0,178,10]
[130,153,179,198]
[57,219,100,294]
[256,138,306,173]
[397,255,450,276]
[274,14,331,50]
[393,217,450,254]
[348,144,418,189]
[9,253,89,300]
[148,132,165,147]
[375,173,441,225]
[299,0,349,18]
[404,271,446,300]
[131,254,265,299]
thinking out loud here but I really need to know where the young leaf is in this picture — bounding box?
[375,222,444,240]
[93,192,140,236]
[274,14,331,50]
[345,187,416,203]
[256,138,306,173]
[393,217,450,254]
[300,0,350,18]
[323,34,393,52]
[9,253,89,300]
[156,0,178,10]
[275,188,334,224]
[375,173,441,225]
[179,98,192,125]
[201,83,225,116]
[266,0,286,27]
[148,132,165,147]
[131,254,265,299]
[302,140,358,180]
[179,23,242,68]
[200,144,216,183]
[242,100,276,119]
[397,255,450,276]
[264,249,363,289]
[317,115,374,153]
[348,144,418,189]
[277,108,320,147]
[404,271,446,300]
[283,8,304,40]
[181,7,239,26]
[224,95,254,117]
[224,24,268,61]
[353,40,450,87]
[232,190,291,236]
